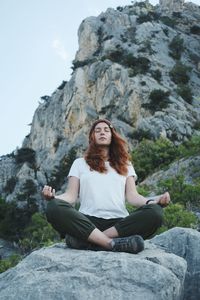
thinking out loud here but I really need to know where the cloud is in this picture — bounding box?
[52,39,69,61]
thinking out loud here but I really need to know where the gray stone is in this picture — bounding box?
[159,0,184,14]
[0,233,187,300]
[142,155,200,187]
[151,227,200,300]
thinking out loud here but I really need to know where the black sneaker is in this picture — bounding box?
[111,235,144,254]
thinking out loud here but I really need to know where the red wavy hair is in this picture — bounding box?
[84,119,130,176]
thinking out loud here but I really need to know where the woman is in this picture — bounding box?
[42,119,170,254]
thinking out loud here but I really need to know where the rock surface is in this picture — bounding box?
[143,155,200,186]
[151,227,200,300]
[1,228,199,299]
[0,228,188,300]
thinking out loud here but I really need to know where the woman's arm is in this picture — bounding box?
[125,176,170,207]
[42,176,80,204]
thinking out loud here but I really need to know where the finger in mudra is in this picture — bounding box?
[42,185,55,199]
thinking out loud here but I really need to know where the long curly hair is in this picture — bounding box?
[84,119,130,176]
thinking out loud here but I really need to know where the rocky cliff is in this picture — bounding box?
[0,0,200,205]
[0,227,199,300]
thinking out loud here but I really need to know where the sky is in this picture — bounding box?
[0,0,199,156]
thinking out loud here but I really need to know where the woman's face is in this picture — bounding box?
[94,122,112,146]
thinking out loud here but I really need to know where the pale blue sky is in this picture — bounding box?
[0,0,199,156]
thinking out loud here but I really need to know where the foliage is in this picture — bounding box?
[176,84,193,104]
[0,254,21,274]
[23,179,37,195]
[131,135,200,183]
[137,185,150,197]
[132,137,180,182]
[15,148,36,166]
[146,89,170,111]
[0,212,60,272]
[157,203,198,234]
[151,69,162,82]
[194,121,200,131]
[160,16,177,28]
[104,49,124,63]
[190,25,200,35]
[16,180,38,220]
[163,27,169,36]
[18,212,60,254]
[57,81,66,90]
[169,62,190,85]
[102,50,150,76]
[48,148,77,190]
[126,203,136,213]
[170,62,193,104]
[178,135,200,157]
[137,11,159,24]
[0,197,37,241]
[116,6,123,12]
[0,198,24,240]
[4,177,17,193]
[157,176,200,209]
[126,56,150,76]
[131,128,153,141]
[71,59,95,71]
[169,35,184,60]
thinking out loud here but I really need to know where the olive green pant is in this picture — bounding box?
[46,198,163,240]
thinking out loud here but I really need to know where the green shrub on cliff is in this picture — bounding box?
[157,176,200,209]
[132,137,180,182]
[0,254,21,274]
[158,203,198,234]
[18,212,60,254]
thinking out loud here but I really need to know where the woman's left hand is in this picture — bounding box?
[156,192,171,207]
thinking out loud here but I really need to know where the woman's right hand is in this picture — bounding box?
[42,185,55,200]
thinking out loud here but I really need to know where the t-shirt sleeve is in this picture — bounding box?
[68,158,80,179]
[127,162,137,180]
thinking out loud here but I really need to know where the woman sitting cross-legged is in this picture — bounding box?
[42,119,170,254]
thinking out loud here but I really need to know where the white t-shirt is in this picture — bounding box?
[68,158,137,219]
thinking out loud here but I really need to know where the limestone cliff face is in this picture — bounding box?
[0,1,200,203]
[159,0,185,14]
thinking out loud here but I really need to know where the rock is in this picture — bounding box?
[151,227,200,300]
[159,0,185,14]
[0,239,19,260]
[0,231,187,300]
[142,155,200,187]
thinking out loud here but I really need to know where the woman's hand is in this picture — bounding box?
[42,185,55,200]
[156,192,171,207]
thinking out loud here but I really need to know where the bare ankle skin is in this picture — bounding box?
[88,228,113,249]
[103,226,119,238]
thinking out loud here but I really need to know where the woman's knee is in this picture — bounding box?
[45,199,75,237]
[46,199,73,224]
[148,204,163,226]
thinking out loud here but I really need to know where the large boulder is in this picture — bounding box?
[151,227,200,300]
[0,229,188,300]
